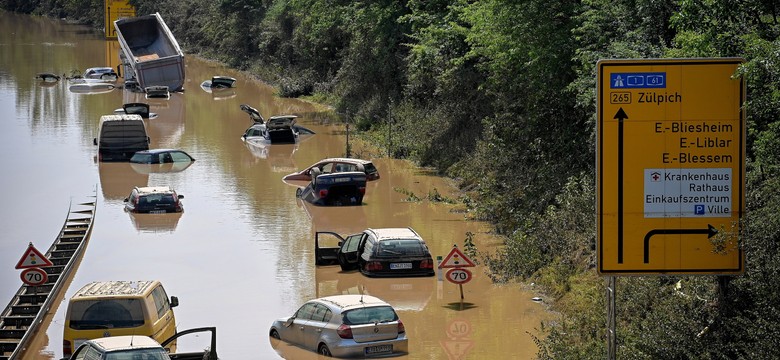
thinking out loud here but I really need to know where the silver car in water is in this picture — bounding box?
[269,294,408,357]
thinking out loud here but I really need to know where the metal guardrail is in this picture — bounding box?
[0,193,97,360]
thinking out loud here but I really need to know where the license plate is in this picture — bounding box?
[149,210,166,214]
[334,177,350,183]
[365,344,392,355]
[390,263,412,270]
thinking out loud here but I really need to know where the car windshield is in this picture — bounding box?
[130,153,152,164]
[342,306,398,325]
[377,239,428,256]
[106,348,171,360]
[68,299,145,329]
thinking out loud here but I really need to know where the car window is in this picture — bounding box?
[295,303,318,321]
[130,153,152,164]
[342,306,398,325]
[105,348,171,360]
[140,193,176,205]
[310,304,331,322]
[321,163,334,173]
[68,299,145,329]
[150,285,170,320]
[363,163,377,174]
[342,234,362,253]
[362,234,374,255]
[170,151,191,162]
[378,239,429,256]
[81,345,102,360]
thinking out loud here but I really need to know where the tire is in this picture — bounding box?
[270,329,280,339]
[318,343,332,357]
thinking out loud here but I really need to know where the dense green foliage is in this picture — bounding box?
[6,0,780,357]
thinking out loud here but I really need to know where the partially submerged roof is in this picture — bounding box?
[72,280,156,298]
[318,294,388,309]
[366,228,420,241]
[135,186,175,194]
[89,335,162,352]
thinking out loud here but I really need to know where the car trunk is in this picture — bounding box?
[350,322,400,343]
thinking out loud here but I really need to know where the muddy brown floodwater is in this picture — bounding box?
[0,12,553,359]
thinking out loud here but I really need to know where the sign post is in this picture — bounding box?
[597,58,745,275]
[597,58,746,360]
[439,245,476,301]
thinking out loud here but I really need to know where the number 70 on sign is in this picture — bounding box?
[445,268,472,284]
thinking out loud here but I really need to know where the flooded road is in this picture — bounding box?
[0,12,550,359]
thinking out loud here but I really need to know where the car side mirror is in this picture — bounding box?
[284,316,295,327]
[93,138,97,146]
[178,195,184,199]
[338,241,343,247]
[170,296,179,308]
[123,198,129,202]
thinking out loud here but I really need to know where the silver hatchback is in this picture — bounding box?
[269,294,408,357]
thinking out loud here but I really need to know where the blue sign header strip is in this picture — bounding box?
[610,72,666,89]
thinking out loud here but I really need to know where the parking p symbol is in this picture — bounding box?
[694,205,705,215]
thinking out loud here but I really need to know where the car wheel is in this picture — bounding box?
[318,343,332,357]
[270,329,280,340]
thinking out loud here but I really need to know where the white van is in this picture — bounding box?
[93,114,149,161]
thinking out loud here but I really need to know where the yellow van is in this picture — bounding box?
[62,280,178,357]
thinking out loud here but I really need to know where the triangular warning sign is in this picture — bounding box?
[15,243,53,269]
[439,339,474,360]
[439,246,475,268]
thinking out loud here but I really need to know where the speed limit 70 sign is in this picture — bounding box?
[445,268,472,284]
[21,267,48,286]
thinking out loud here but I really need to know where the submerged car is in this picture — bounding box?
[296,169,367,206]
[242,115,301,144]
[239,104,315,145]
[131,149,195,164]
[82,66,119,81]
[114,102,156,119]
[65,327,218,360]
[315,228,435,277]
[283,158,380,183]
[200,76,236,90]
[269,294,408,358]
[124,186,184,213]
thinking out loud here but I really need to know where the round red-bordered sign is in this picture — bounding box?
[445,268,472,284]
[20,267,48,286]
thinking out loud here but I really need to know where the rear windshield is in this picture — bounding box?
[140,193,176,205]
[363,163,377,174]
[342,306,398,325]
[68,299,145,329]
[106,349,171,360]
[376,239,429,256]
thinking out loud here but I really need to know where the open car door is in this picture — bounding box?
[161,327,218,360]
[315,232,364,271]
[315,231,344,266]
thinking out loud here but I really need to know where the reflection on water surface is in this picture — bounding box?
[0,11,552,360]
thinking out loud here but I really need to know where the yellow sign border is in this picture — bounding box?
[596,58,745,275]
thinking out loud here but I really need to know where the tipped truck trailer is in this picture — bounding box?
[114,13,185,92]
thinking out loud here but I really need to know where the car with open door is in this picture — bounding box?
[315,228,435,277]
